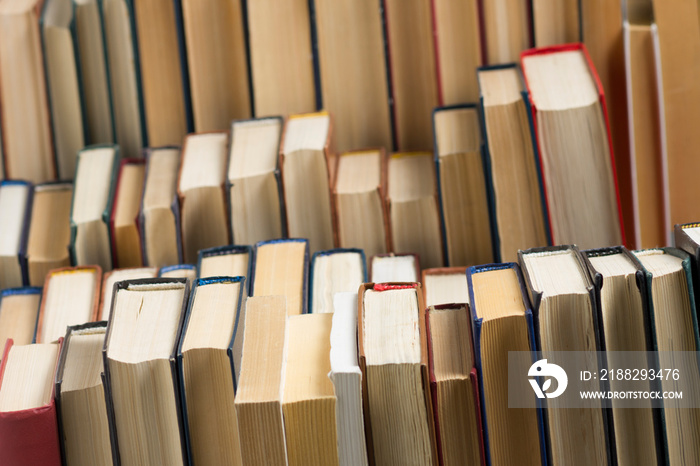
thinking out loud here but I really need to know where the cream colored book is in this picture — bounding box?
[281,112,335,253]
[178,277,244,466]
[235,295,288,466]
[141,147,182,268]
[309,249,365,314]
[102,0,144,158]
[387,153,443,269]
[37,266,101,344]
[0,288,42,353]
[283,313,338,466]
[99,267,158,321]
[104,278,189,465]
[70,145,119,271]
[482,0,530,64]
[56,323,112,466]
[247,0,315,117]
[422,267,468,307]
[159,264,196,281]
[333,149,389,258]
[252,239,308,316]
[433,106,492,266]
[0,182,32,289]
[26,183,73,287]
[0,0,55,183]
[178,132,230,263]
[40,0,85,179]
[198,245,251,280]
[227,117,284,245]
[359,283,437,465]
[111,160,145,268]
[313,0,391,152]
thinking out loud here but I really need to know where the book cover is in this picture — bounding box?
[308,247,367,314]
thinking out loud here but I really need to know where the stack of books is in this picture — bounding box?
[0,0,699,464]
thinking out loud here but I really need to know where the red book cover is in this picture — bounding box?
[520,43,626,246]
[426,303,485,466]
[0,339,62,466]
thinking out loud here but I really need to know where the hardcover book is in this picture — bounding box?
[0,181,33,289]
[433,105,493,266]
[252,238,309,315]
[421,267,468,307]
[159,264,196,280]
[178,132,230,263]
[98,267,158,321]
[70,145,120,271]
[227,117,285,245]
[280,112,335,253]
[333,148,390,258]
[103,278,189,465]
[55,322,112,466]
[0,287,42,352]
[309,248,366,313]
[369,253,419,283]
[0,340,62,466]
[178,277,245,465]
[37,266,101,344]
[109,159,145,268]
[26,182,73,286]
[140,147,183,268]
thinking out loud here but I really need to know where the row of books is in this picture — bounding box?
[2,223,700,465]
[0,44,636,295]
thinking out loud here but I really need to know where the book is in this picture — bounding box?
[40,0,86,179]
[178,277,244,465]
[369,253,419,283]
[26,182,73,286]
[109,159,145,268]
[234,295,288,466]
[651,0,700,228]
[421,267,468,307]
[674,222,700,303]
[532,0,579,46]
[0,0,56,183]
[247,0,316,117]
[132,0,189,146]
[467,262,543,466]
[477,65,550,262]
[37,266,101,343]
[583,247,662,466]
[624,16,666,248]
[180,0,250,132]
[70,145,120,271]
[281,112,335,253]
[431,0,482,105]
[0,181,32,289]
[633,248,700,465]
[55,322,112,466]
[73,0,114,145]
[103,278,189,465]
[481,0,530,64]
[426,303,482,466]
[101,0,145,158]
[333,149,390,258]
[252,238,309,316]
[358,282,437,465]
[519,246,610,465]
[387,152,444,268]
[433,105,493,266]
[383,0,438,150]
[159,264,196,280]
[197,245,251,282]
[312,0,392,152]
[0,340,61,466]
[98,267,158,321]
[309,248,366,313]
[140,147,183,268]
[582,0,633,246]
[521,44,624,249]
[178,132,230,263]
[227,117,285,245]
[329,292,369,466]
[283,312,338,465]
[0,287,42,351]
